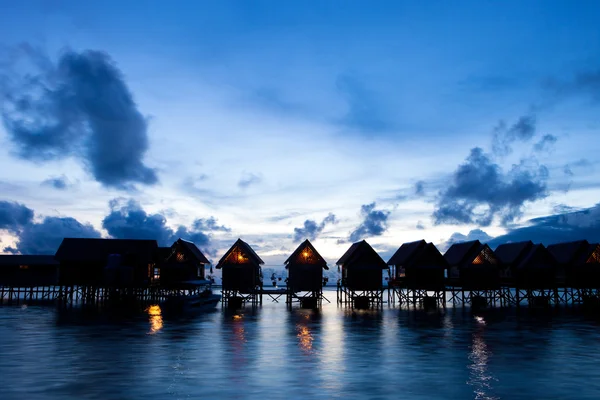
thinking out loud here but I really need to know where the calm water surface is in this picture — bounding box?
[1,288,600,400]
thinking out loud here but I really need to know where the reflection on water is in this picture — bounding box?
[2,290,600,400]
[145,304,163,334]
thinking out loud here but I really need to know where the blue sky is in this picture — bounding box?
[1,0,600,268]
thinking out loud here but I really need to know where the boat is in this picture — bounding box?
[163,279,222,313]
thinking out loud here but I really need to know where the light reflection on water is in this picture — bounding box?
[1,289,600,400]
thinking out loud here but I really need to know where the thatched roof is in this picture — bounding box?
[516,244,556,270]
[284,239,328,270]
[55,238,158,264]
[444,240,498,268]
[494,241,534,265]
[215,238,264,269]
[173,238,210,264]
[0,255,58,267]
[336,240,388,270]
[547,240,590,265]
[387,240,426,266]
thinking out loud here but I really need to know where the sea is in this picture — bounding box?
[1,287,600,400]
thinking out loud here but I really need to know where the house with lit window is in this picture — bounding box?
[387,240,447,290]
[156,238,211,288]
[285,239,328,293]
[216,238,264,292]
[444,240,500,289]
[0,255,59,287]
[547,240,600,288]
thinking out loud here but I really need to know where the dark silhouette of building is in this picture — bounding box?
[444,240,500,289]
[547,240,600,288]
[157,238,210,288]
[55,238,159,286]
[0,255,59,286]
[337,240,388,291]
[387,240,447,290]
[495,241,556,289]
[285,239,328,293]
[216,238,264,292]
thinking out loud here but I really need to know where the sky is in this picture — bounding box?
[1,0,600,271]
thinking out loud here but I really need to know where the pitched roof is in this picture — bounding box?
[55,238,158,263]
[284,239,328,270]
[444,240,481,266]
[547,240,590,264]
[387,240,426,266]
[215,238,264,269]
[0,255,59,267]
[494,241,534,265]
[516,244,555,270]
[175,238,210,264]
[336,240,388,270]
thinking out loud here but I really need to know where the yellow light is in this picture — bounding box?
[297,324,313,353]
[303,251,309,258]
[145,305,163,334]
[237,254,244,261]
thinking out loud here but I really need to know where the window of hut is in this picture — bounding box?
[588,248,600,263]
[19,265,29,270]
[153,267,160,280]
[176,252,185,262]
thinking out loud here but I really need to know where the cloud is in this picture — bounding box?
[0,200,34,232]
[533,134,557,153]
[5,216,101,255]
[416,221,425,230]
[102,199,226,253]
[563,159,592,177]
[433,147,549,226]
[349,202,390,242]
[545,68,600,102]
[293,213,337,242]
[487,203,600,248]
[336,74,393,133]
[414,181,425,197]
[41,175,72,190]
[438,228,493,253]
[491,114,536,156]
[238,172,262,189]
[1,47,157,188]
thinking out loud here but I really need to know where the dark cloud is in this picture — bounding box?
[491,114,536,156]
[438,229,493,253]
[102,199,225,254]
[533,134,558,153]
[238,172,262,189]
[293,213,337,242]
[336,74,393,133]
[41,175,71,190]
[5,216,101,255]
[414,181,425,197]
[1,48,157,188]
[416,221,425,230]
[545,68,600,102]
[0,200,34,232]
[349,202,390,242]
[487,203,600,248]
[433,147,549,226]
[563,159,592,177]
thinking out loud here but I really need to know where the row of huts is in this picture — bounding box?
[1,237,599,291]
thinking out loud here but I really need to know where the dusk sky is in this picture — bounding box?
[1,1,599,269]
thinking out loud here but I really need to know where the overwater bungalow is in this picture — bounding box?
[156,238,211,288]
[55,238,159,286]
[547,240,600,288]
[495,241,556,288]
[285,239,328,293]
[444,240,499,289]
[336,240,388,291]
[387,240,447,290]
[215,238,264,292]
[0,255,59,287]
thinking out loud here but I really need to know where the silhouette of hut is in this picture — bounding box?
[547,240,600,288]
[387,240,447,289]
[495,241,556,288]
[444,240,499,289]
[55,238,159,287]
[285,239,328,292]
[336,240,388,290]
[157,238,211,288]
[0,255,59,287]
[216,239,264,292]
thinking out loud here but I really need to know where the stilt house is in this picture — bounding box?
[495,241,556,288]
[387,240,447,289]
[285,239,328,292]
[157,238,211,288]
[0,255,59,286]
[547,240,600,288]
[216,239,264,292]
[336,240,388,291]
[55,238,159,287]
[444,240,499,289]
